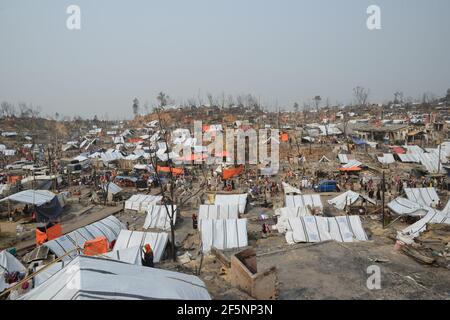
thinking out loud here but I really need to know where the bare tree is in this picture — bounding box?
[393,91,403,105]
[0,102,15,118]
[206,93,214,107]
[353,86,369,106]
[293,102,299,113]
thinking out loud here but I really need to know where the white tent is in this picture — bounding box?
[274,207,311,218]
[144,205,177,231]
[387,197,429,217]
[43,215,124,261]
[285,194,323,210]
[198,205,239,221]
[398,209,450,244]
[404,188,439,208]
[214,194,247,214]
[282,182,302,195]
[124,194,162,212]
[277,216,368,244]
[1,250,26,292]
[327,191,376,211]
[17,256,211,300]
[106,230,168,264]
[200,219,248,253]
[398,154,420,163]
[1,190,56,206]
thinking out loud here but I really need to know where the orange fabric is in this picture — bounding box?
[46,224,62,241]
[223,166,244,180]
[36,229,48,246]
[178,154,208,161]
[338,166,361,172]
[83,237,108,256]
[128,138,144,143]
[7,176,22,184]
[280,133,289,142]
[157,166,184,176]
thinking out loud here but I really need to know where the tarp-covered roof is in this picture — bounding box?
[214,194,248,214]
[327,191,376,211]
[1,190,56,206]
[1,250,26,292]
[144,205,176,231]
[200,219,248,253]
[404,188,439,208]
[198,205,239,221]
[17,256,211,300]
[285,194,323,209]
[125,194,162,212]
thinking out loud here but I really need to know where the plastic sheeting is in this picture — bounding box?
[387,197,429,217]
[1,190,56,206]
[198,205,239,221]
[43,215,124,261]
[1,250,26,292]
[277,216,368,244]
[285,194,323,210]
[106,230,168,264]
[404,188,439,207]
[377,153,395,164]
[144,205,177,231]
[282,182,302,194]
[200,219,248,253]
[214,194,248,214]
[124,194,162,212]
[327,191,376,211]
[398,209,450,244]
[274,207,311,218]
[17,256,211,300]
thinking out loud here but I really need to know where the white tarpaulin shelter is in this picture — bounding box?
[377,153,395,164]
[1,250,26,292]
[125,194,162,212]
[214,194,247,214]
[106,230,168,264]
[43,216,124,261]
[327,191,376,211]
[398,209,450,244]
[404,188,439,207]
[17,256,211,300]
[274,207,311,218]
[277,216,368,244]
[200,219,248,253]
[1,190,56,206]
[387,197,429,217]
[282,182,302,194]
[285,194,323,210]
[338,154,352,164]
[144,205,177,231]
[398,154,419,163]
[341,159,362,169]
[198,205,239,221]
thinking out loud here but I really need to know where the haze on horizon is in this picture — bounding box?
[0,0,449,120]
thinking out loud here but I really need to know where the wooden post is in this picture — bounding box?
[382,171,386,228]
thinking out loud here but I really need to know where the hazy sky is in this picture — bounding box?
[1,0,449,119]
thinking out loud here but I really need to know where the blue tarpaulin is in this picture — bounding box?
[352,137,367,146]
[35,196,62,222]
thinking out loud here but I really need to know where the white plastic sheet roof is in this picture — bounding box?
[285,194,323,210]
[377,153,395,164]
[200,219,248,253]
[274,207,311,218]
[43,215,124,261]
[144,205,177,231]
[398,209,450,244]
[282,182,302,194]
[104,182,122,195]
[341,159,362,169]
[17,256,211,300]
[415,152,445,173]
[214,194,248,214]
[198,205,239,221]
[404,188,439,207]
[387,197,429,217]
[327,191,376,211]
[338,154,351,164]
[1,190,56,206]
[397,153,419,163]
[107,230,168,264]
[277,216,368,244]
[1,250,26,292]
[125,194,162,212]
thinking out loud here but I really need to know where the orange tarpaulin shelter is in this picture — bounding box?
[36,224,62,246]
[280,133,289,142]
[222,166,244,180]
[83,237,108,256]
[157,166,184,176]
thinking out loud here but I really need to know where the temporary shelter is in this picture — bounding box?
[285,194,323,210]
[1,250,26,292]
[404,188,439,208]
[327,191,376,211]
[17,256,211,300]
[198,205,239,221]
[144,205,177,231]
[214,194,247,214]
[200,219,248,253]
[124,194,162,212]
